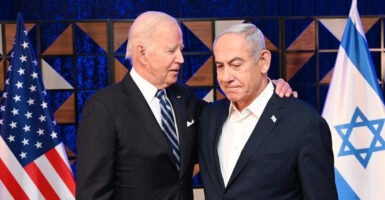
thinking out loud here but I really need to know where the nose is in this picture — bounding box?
[220,66,233,83]
[175,49,184,64]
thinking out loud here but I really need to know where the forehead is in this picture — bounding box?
[214,33,251,59]
[153,21,183,43]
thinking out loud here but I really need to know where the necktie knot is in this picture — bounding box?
[155,89,165,100]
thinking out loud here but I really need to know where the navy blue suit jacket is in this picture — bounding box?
[76,74,206,200]
[198,94,338,200]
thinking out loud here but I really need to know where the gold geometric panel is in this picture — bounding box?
[43,25,73,55]
[113,22,132,52]
[320,68,333,84]
[54,93,75,124]
[76,22,108,52]
[182,21,213,50]
[361,17,380,34]
[287,21,315,51]
[265,37,278,51]
[65,146,76,165]
[285,52,314,80]
[215,89,225,100]
[186,56,213,86]
[5,23,35,54]
[114,58,129,83]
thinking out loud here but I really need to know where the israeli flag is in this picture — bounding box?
[322,0,385,199]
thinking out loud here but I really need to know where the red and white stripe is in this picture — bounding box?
[0,137,75,200]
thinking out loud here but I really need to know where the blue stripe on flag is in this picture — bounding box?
[340,17,383,100]
[334,168,359,200]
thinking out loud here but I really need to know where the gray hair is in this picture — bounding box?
[125,11,179,59]
[213,23,266,61]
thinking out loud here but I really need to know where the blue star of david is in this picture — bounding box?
[335,107,385,168]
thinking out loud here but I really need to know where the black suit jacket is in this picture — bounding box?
[76,74,206,200]
[198,94,338,200]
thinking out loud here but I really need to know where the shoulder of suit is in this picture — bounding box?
[273,94,319,116]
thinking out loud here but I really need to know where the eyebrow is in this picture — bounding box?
[215,57,245,65]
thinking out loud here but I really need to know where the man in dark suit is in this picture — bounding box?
[76,11,206,200]
[76,11,294,200]
[199,23,338,199]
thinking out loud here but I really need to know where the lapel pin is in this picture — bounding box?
[176,95,182,99]
[270,115,277,123]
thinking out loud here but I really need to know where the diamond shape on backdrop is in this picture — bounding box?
[319,52,337,84]
[54,93,75,124]
[46,90,72,112]
[287,55,316,84]
[285,52,314,81]
[192,88,213,102]
[215,20,245,38]
[320,68,334,84]
[182,54,212,84]
[74,25,106,54]
[182,21,213,51]
[216,89,225,100]
[76,22,108,52]
[43,56,75,86]
[202,89,214,103]
[181,23,211,52]
[319,18,347,42]
[320,17,379,42]
[114,57,129,83]
[285,19,314,50]
[43,24,73,55]
[5,23,36,54]
[115,40,128,55]
[186,56,213,86]
[113,21,132,52]
[249,19,279,51]
[287,20,316,50]
[41,59,73,90]
[40,22,71,54]
[318,20,340,50]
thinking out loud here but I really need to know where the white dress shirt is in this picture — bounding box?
[130,68,179,139]
[217,81,274,186]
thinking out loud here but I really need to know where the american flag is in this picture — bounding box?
[0,13,76,199]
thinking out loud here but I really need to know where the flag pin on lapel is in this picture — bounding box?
[270,115,277,123]
[176,95,182,99]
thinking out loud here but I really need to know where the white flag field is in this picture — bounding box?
[322,0,385,199]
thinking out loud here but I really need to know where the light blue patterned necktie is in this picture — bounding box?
[155,89,180,171]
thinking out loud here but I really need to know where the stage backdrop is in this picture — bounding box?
[0,0,384,188]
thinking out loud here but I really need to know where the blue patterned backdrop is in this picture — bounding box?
[1,0,385,188]
[1,0,385,20]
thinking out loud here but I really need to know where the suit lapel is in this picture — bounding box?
[213,100,230,191]
[121,74,175,164]
[226,95,282,187]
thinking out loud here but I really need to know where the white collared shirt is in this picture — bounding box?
[217,81,274,186]
[130,68,179,139]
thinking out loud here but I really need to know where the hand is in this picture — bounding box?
[272,78,298,98]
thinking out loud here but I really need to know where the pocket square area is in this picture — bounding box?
[187,119,195,127]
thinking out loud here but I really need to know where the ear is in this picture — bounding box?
[259,50,271,74]
[137,45,147,64]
